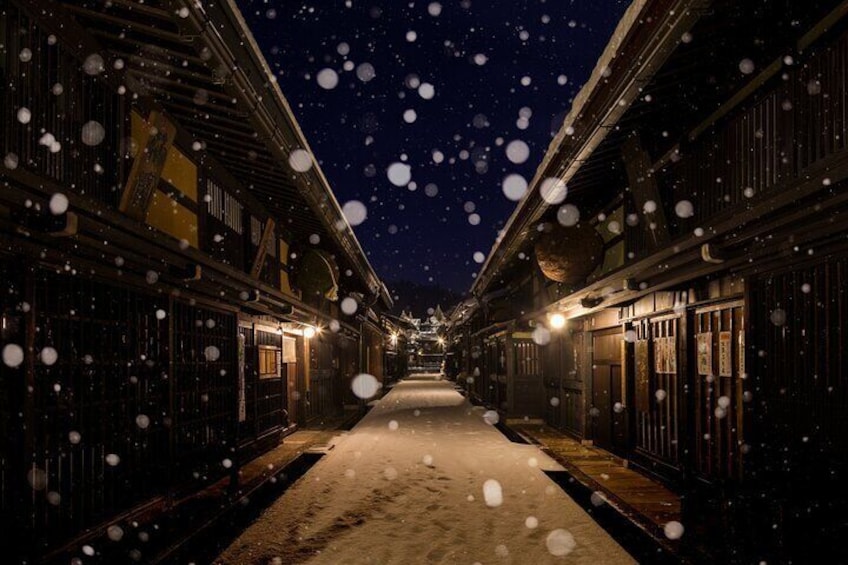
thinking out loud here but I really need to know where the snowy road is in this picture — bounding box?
[216,375,635,564]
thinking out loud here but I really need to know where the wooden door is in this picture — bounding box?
[591,329,625,453]
[285,363,298,426]
[281,336,298,426]
[692,301,745,481]
[565,330,586,438]
[308,336,338,421]
[511,337,543,417]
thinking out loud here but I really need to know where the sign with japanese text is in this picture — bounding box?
[120,110,177,220]
[697,332,712,375]
[719,331,732,377]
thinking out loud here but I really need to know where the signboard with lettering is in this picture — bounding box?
[719,331,732,377]
[697,332,712,375]
[283,336,297,363]
[237,333,246,423]
[667,336,677,374]
[654,336,665,373]
[636,340,649,412]
[120,110,177,220]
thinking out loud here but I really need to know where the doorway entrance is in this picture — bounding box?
[591,328,627,454]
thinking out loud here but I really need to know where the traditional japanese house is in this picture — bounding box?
[380,314,410,386]
[451,0,848,561]
[0,0,391,559]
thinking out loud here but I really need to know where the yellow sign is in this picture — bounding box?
[120,110,177,220]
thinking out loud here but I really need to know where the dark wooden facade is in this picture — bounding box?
[0,0,393,559]
[449,0,848,561]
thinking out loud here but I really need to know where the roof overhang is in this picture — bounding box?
[470,0,710,298]
[35,0,390,308]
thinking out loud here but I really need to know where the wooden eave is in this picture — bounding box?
[39,0,391,309]
[470,0,711,298]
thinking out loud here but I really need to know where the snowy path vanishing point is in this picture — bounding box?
[216,375,635,564]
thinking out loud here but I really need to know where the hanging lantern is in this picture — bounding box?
[293,249,340,301]
[534,222,604,285]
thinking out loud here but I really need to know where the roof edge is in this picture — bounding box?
[469,0,709,298]
[184,0,391,307]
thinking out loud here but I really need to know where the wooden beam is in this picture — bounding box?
[622,135,670,246]
[125,68,236,105]
[86,28,207,66]
[688,1,848,143]
[250,218,275,279]
[62,3,185,44]
[798,0,848,51]
[1,168,345,323]
[688,58,783,142]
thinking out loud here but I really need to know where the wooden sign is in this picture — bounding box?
[119,110,177,221]
[283,336,297,363]
[738,331,745,375]
[697,332,712,375]
[250,218,276,279]
[654,337,663,373]
[237,334,246,423]
[636,340,649,411]
[667,336,677,373]
[719,331,732,376]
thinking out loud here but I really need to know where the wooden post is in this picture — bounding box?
[622,135,670,247]
[22,263,36,547]
[505,325,515,415]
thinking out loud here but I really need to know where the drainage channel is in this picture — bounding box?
[543,470,684,564]
[157,451,325,565]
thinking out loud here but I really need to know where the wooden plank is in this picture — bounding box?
[513,422,682,529]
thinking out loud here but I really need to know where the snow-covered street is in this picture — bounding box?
[216,375,635,564]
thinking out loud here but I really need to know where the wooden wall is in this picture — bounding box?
[0,260,241,553]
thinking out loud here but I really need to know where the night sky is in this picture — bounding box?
[237,0,629,295]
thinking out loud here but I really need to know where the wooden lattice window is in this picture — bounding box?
[258,345,280,379]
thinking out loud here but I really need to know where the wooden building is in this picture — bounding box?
[450,0,848,561]
[0,0,392,558]
[381,314,410,386]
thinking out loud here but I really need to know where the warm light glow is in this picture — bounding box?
[303,325,316,339]
[549,313,566,330]
[437,337,445,346]
[390,333,398,344]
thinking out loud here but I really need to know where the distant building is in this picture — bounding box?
[402,307,446,372]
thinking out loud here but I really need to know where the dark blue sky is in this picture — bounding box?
[238,0,628,294]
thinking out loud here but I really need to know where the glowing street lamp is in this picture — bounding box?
[303,325,317,339]
[549,313,566,330]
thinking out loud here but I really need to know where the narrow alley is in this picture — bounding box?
[216,375,635,564]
